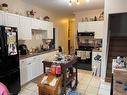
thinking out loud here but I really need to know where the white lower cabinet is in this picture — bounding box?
[26,58,33,81]
[20,58,32,86]
[20,55,43,86]
[20,51,57,86]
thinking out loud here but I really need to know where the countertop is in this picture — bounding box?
[92,49,102,52]
[19,49,58,60]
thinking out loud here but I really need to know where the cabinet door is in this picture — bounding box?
[19,16,32,40]
[78,22,88,32]
[41,20,48,30]
[31,57,38,79]
[20,59,28,86]
[0,11,4,25]
[47,22,53,39]
[26,58,33,81]
[37,55,43,75]
[4,13,19,27]
[87,22,96,32]
[31,18,42,30]
[94,21,104,39]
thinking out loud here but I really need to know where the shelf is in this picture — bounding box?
[66,72,76,86]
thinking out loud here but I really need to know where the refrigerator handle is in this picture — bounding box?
[3,31,8,56]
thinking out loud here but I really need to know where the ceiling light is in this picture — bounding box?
[68,0,80,6]
[86,0,90,2]
[69,0,72,6]
[76,0,80,5]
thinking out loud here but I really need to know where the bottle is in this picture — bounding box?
[56,64,61,77]
[94,16,97,21]
[51,63,56,75]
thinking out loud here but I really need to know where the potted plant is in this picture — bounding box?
[1,3,8,11]
[43,16,50,21]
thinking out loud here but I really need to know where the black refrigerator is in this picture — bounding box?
[0,26,21,94]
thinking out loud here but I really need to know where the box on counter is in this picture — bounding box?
[113,69,127,95]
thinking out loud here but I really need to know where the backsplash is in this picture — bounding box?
[18,30,46,50]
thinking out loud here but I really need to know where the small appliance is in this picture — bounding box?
[19,44,28,55]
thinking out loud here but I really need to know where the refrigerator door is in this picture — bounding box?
[0,68,21,95]
[0,26,21,94]
[0,26,8,74]
[5,27,19,70]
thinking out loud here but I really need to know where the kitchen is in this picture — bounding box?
[0,0,127,95]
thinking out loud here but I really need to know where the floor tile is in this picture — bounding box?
[98,88,110,95]
[85,86,99,95]
[18,89,34,95]
[18,70,111,95]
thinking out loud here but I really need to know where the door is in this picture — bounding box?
[58,20,69,54]
[68,40,71,54]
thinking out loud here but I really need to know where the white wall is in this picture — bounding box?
[103,0,127,80]
[0,0,56,22]
[74,9,104,22]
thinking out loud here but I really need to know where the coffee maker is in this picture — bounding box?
[19,44,28,55]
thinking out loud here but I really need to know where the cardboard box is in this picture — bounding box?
[113,69,127,95]
[38,74,62,95]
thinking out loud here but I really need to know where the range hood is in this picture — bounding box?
[77,32,95,36]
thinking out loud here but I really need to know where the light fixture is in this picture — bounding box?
[76,0,80,5]
[68,0,80,6]
[69,0,72,6]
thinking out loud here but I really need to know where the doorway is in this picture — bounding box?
[106,13,127,82]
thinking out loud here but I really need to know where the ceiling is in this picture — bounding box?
[24,0,104,15]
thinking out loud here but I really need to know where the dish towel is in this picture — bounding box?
[86,51,90,59]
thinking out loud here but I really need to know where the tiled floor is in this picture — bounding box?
[18,70,111,95]
[76,70,111,95]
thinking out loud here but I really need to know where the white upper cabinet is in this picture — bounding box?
[78,21,104,39]
[18,16,32,40]
[78,22,88,32]
[94,21,104,39]
[31,18,43,30]
[47,22,53,39]
[4,13,20,27]
[0,11,4,25]
[41,20,48,30]
[0,12,53,40]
